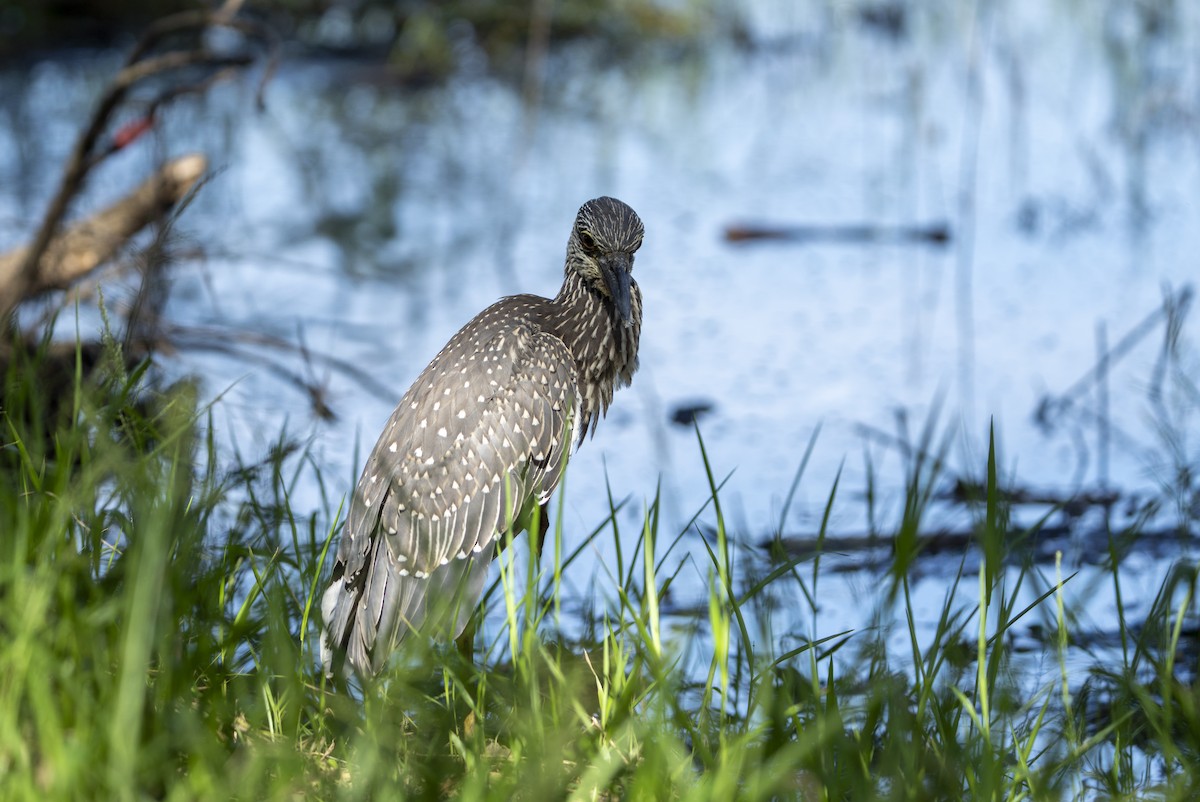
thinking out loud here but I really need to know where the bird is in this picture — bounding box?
[321,196,644,677]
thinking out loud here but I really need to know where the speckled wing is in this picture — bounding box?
[322,301,578,675]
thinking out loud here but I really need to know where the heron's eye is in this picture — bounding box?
[579,231,596,250]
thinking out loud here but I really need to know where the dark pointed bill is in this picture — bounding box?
[601,254,634,327]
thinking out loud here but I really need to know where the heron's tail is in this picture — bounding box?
[320,546,492,677]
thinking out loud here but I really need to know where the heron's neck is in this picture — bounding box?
[549,271,640,438]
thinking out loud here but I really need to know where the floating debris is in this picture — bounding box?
[669,399,716,427]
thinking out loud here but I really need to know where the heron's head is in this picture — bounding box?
[566,196,644,327]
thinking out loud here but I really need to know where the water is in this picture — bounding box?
[2,1,1198,673]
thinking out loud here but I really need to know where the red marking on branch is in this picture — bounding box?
[112,116,154,150]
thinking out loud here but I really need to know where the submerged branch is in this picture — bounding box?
[724,221,952,246]
[164,323,402,420]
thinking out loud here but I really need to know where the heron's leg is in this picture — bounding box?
[457,505,550,660]
[455,617,477,659]
[535,502,550,559]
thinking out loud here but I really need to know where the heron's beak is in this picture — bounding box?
[601,254,634,328]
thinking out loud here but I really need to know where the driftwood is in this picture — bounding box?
[0,155,206,305]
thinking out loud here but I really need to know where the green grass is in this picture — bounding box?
[2,335,1199,800]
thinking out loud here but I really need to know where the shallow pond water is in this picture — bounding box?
[2,1,1199,675]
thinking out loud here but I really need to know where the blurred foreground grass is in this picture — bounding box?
[2,332,1200,800]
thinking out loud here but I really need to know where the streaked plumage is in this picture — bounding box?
[321,197,644,676]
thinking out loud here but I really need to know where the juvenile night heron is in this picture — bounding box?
[321,197,644,676]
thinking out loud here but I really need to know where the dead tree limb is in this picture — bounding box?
[0,154,206,303]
